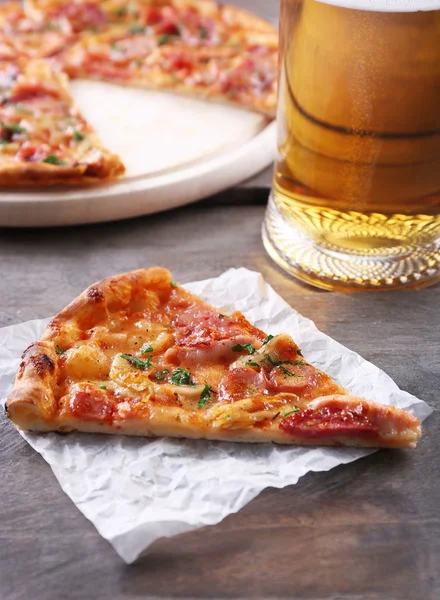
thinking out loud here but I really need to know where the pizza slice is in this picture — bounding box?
[27,0,278,115]
[25,0,276,38]
[59,26,277,115]
[0,1,74,60]
[6,267,421,449]
[0,58,124,186]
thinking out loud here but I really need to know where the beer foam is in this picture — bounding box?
[317,0,440,11]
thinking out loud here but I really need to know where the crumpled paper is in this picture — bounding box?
[0,268,432,563]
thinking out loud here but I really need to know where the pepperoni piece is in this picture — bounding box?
[70,389,115,423]
[50,3,107,33]
[155,18,180,36]
[142,7,163,26]
[15,143,50,163]
[8,84,60,104]
[267,364,316,394]
[218,367,268,401]
[279,404,379,439]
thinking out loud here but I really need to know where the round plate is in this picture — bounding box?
[0,81,276,227]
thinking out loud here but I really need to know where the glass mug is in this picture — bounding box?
[263,0,440,291]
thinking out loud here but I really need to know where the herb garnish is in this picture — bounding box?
[0,140,10,145]
[199,27,208,39]
[140,343,153,354]
[265,354,304,368]
[158,33,170,45]
[115,7,126,17]
[170,280,178,288]
[73,131,84,141]
[218,313,226,318]
[121,353,152,370]
[272,411,280,420]
[55,345,67,355]
[1,121,23,134]
[232,343,256,355]
[279,366,295,376]
[282,407,300,417]
[297,348,303,357]
[129,24,145,34]
[171,368,194,386]
[111,42,120,50]
[154,369,169,381]
[263,334,274,345]
[247,361,259,367]
[43,154,67,166]
[197,384,212,408]
[100,385,107,389]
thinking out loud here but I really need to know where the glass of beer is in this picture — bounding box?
[263,0,440,291]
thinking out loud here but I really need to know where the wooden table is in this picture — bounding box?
[1,2,439,599]
[1,193,439,600]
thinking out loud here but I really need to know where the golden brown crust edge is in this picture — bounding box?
[6,267,173,429]
[0,150,125,188]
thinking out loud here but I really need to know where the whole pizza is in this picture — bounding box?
[0,0,278,186]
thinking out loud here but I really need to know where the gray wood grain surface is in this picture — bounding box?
[1,202,439,600]
[1,0,439,598]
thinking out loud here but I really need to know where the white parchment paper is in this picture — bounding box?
[0,268,432,563]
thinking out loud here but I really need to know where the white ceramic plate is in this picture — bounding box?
[0,80,276,227]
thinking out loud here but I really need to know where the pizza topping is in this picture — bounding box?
[170,367,194,386]
[197,384,213,408]
[55,344,67,355]
[218,366,268,402]
[232,343,256,355]
[43,154,68,165]
[15,142,51,162]
[69,387,116,422]
[120,353,152,370]
[154,369,169,381]
[262,334,274,345]
[140,343,153,354]
[279,403,379,439]
[48,2,107,33]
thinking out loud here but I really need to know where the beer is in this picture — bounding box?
[263,0,440,291]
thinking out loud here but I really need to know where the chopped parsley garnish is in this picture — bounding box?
[232,343,256,355]
[171,368,194,386]
[115,7,127,17]
[279,366,295,377]
[129,24,145,34]
[263,334,274,345]
[1,121,23,134]
[282,407,300,417]
[43,154,67,166]
[297,348,303,357]
[100,385,107,389]
[72,131,84,141]
[55,345,67,355]
[265,354,304,368]
[111,42,120,50]
[197,384,212,408]
[199,27,208,39]
[154,369,169,381]
[247,361,259,368]
[158,33,170,45]
[218,313,226,318]
[170,280,178,288]
[0,139,10,145]
[121,353,152,370]
[140,343,153,354]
